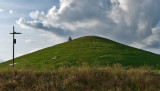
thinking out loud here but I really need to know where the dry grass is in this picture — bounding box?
[0,64,160,91]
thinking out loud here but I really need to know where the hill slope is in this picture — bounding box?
[0,36,160,70]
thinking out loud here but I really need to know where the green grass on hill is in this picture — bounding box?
[0,36,160,70]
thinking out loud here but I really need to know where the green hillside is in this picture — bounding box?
[0,36,160,70]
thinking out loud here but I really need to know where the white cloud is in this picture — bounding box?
[30,10,40,19]
[9,10,13,14]
[25,39,35,44]
[17,0,160,49]
[0,9,3,12]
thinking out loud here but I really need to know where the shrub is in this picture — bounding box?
[0,64,160,91]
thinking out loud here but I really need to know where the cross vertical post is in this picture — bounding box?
[10,26,22,68]
[13,26,15,68]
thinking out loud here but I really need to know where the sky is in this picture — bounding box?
[0,0,160,62]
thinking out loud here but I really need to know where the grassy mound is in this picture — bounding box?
[0,36,160,70]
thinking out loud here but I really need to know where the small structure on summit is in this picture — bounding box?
[68,37,72,41]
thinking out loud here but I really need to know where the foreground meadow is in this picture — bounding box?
[0,64,160,91]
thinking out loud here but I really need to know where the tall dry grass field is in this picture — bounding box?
[0,64,160,91]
